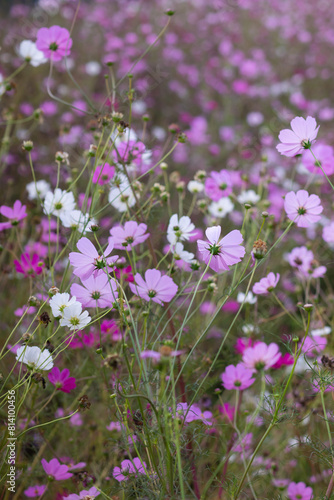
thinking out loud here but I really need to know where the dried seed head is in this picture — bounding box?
[252,239,267,259]
[48,286,59,296]
[159,345,173,357]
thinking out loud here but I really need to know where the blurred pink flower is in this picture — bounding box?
[287,481,313,500]
[242,342,281,371]
[36,25,72,61]
[221,363,255,390]
[14,253,44,278]
[302,143,334,176]
[129,269,177,305]
[92,163,115,185]
[0,200,27,230]
[113,457,147,482]
[48,367,76,393]
[41,458,72,480]
[284,190,323,227]
[197,226,245,273]
[277,116,319,157]
[205,169,232,201]
[24,485,47,498]
[63,486,99,499]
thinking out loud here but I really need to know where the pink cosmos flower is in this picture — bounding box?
[253,272,280,295]
[71,273,118,308]
[101,319,122,341]
[36,25,73,61]
[41,458,73,480]
[24,485,47,498]
[221,363,255,390]
[129,269,178,305]
[284,190,323,227]
[0,200,27,230]
[48,367,76,393]
[140,349,184,361]
[109,221,149,251]
[323,222,334,243]
[276,116,319,157]
[14,253,44,278]
[175,403,213,425]
[204,169,232,201]
[218,403,235,421]
[63,486,100,500]
[113,457,147,482]
[287,481,313,500]
[242,342,281,371]
[115,265,134,282]
[197,226,245,273]
[92,163,115,185]
[300,336,327,357]
[302,143,334,176]
[287,246,314,268]
[69,237,119,281]
[272,352,294,369]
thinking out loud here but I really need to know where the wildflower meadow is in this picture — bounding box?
[2,1,334,499]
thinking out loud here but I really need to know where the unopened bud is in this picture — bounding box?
[22,140,33,152]
[252,239,267,259]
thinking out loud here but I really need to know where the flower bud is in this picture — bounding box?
[252,239,267,259]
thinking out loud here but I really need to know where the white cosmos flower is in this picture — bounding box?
[108,173,137,213]
[0,74,5,97]
[26,180,50,200]
[18,40,47,67]
[187,180,204,194]
[310,326,331,337]
[60,210,95,234]
[49,292,77,317]
[43,188,76,217]
[208,197,234,218]
[237,190,260,205]
[16,346,53,370]
[237,292,257,304]
[173,242,195,263]
[60,302,91,331]
[167,214,195,246]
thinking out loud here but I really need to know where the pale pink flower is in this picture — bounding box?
[71,273,118,308]
[287,481,313,500]
[109,221,149,251]
[129,269,177,305]
[205,169,232,201]
[323,222,334,243]
[113,457,147,482]
[92,163,115,185]
[284,190,323,227]
[221,363,255,390]
[0,200,27,231]
[41,458,72,480]
[276,116,319,157]
[242,342,281,371]
[197,226,245,273]
[69,237,118,281]
[302,143,334,176]
[36,25,72,61]
[253,272,280,295]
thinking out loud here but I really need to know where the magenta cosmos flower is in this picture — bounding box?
[71,273,118,308]
[41,458,73,480]
[284,190,323,227]
[302,143,334,176]
[24,485,47,498]
[109,221,149,251]
[36,25,72,61]
[221,363,255,390]
[287,481,313,500]
[242,342,281,371]
[0,200,27,230]
[69,237,119,281]
[48,367,76,393]
[204,169,232,201]
[197,226,245,273]
[14,253,44,278]
[92,163,115,185]
[253,272,280,295]
[129,269,177,305]
[113,457,147,482]
[276,116,319,157]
